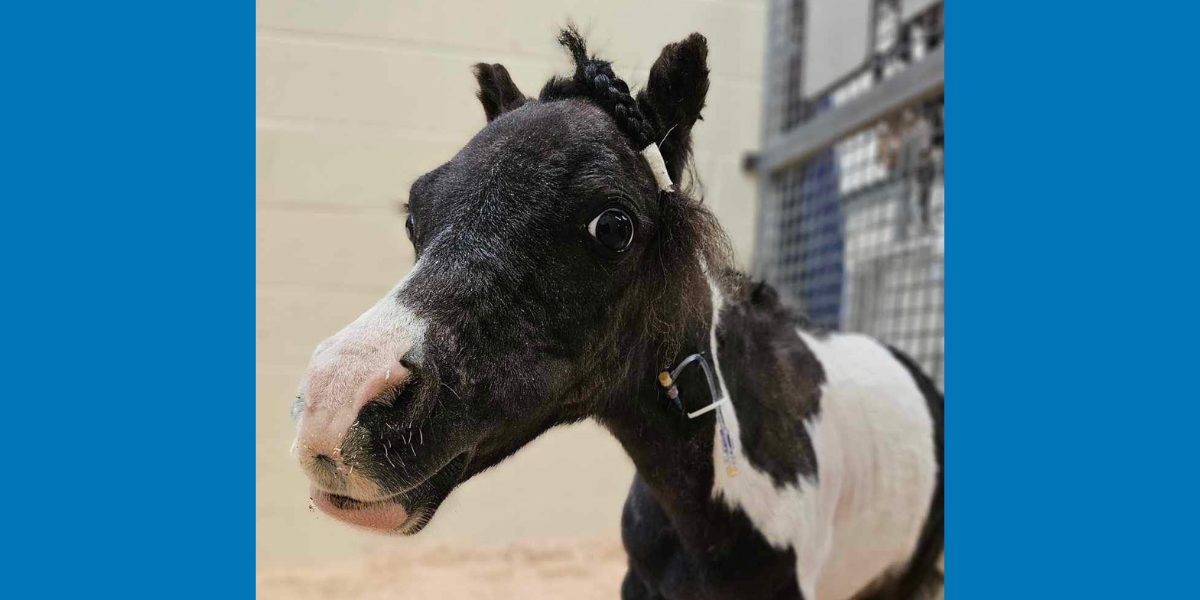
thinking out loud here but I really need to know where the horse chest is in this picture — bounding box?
[620,476,804,600]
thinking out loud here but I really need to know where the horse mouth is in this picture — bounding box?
[310,488,411,533]
[309,452,469,535]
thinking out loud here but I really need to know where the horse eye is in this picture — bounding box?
[405,215,415,241]
[587,209,634,252]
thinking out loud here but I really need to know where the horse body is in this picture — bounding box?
[612,279,943,599]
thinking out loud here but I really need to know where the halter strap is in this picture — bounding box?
[657,353,726,419]
[656,352,740,477]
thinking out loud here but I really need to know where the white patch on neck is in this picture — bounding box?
[704,275,937,600]
[704,278,833,600]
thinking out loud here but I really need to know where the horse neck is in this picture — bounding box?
[594,275,729,528]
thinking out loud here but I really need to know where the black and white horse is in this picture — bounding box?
[292,29,944,600]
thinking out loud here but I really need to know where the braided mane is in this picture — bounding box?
[540,27,659,151]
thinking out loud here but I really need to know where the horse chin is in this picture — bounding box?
[388,451,474,535]
[310,451,470,535]
[395,441,533,535]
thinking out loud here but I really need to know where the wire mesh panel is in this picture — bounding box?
[756,0,945,388]
[762,0,811,134]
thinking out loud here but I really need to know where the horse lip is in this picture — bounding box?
[307,481,398,504]
[320,489,397,509]
[310,487,410,532]
[311,450,469,504]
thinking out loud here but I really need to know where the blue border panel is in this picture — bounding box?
[955,2,1200,599]
[2,3,251,598]
[2,1,1198,598]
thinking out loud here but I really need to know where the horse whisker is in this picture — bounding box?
[384,440,395,468]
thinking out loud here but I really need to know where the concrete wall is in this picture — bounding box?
[257,0,766,566]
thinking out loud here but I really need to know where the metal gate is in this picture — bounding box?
[754,0,945,388]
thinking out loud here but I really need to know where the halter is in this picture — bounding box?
[657,353,725,418]
[656,352,739,478]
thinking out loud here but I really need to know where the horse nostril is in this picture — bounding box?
[313,454,338,473]
[399,355,419,373]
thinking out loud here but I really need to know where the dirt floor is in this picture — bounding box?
[256,537,629,600]
[257,540,944,599]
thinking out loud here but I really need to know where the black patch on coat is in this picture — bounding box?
[849,346,944,600]
[714,278,825,487]
[620,475,805,600]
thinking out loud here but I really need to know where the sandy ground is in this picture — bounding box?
[258,538,945,599]
[257,537,628,600]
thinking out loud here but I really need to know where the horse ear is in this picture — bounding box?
[472,63,529,122]
[636,33,711,182]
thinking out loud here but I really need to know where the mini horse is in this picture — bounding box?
[292,28,944,600]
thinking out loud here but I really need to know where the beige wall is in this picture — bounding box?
[257,0,765,567]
